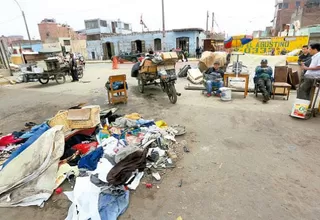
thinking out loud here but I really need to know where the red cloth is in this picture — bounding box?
[72,142,98,155]
[0,134,23,147]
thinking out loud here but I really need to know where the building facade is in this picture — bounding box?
[291,2,320,29]
[38,18,82,43]
[272,0,308,36]
[87,28,205,60]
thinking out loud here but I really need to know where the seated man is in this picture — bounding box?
[254,59,273,103]
[298,43,320,100]
[204,61,224,97]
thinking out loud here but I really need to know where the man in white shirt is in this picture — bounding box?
[297,43,320,100]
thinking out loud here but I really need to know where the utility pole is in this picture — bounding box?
[161,0,166,50]
[212,12,214,32]
[13,0,32,46]
[206,11,209,37]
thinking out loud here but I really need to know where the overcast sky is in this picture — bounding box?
[0,0,275,39]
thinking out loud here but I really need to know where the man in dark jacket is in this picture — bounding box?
[70,53,79,82]
[254,59,273,103]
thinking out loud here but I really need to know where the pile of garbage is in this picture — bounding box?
[0,105,186,219]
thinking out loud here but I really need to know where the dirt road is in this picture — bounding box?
[0,63,319,220]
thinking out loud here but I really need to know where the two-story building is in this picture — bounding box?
[85,18,206,60]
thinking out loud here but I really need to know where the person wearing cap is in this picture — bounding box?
[254,59,273,102]
[203,61,224,97]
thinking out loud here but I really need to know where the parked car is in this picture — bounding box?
[118,52,144,63]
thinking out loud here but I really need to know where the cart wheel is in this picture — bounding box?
[55,73,66,84]
[39,74,50,84]
[78,68,84,79]
[167,83,178,104]
[138,78,144,93]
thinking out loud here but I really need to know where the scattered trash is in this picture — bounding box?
[0,105,186,219]
[55,187,63,195]
[288,145,297,151]
[176,216,183,220]
[181,140,190,153]
[146,183,153,189]
[152,172,161,181]
[219,163,223,169]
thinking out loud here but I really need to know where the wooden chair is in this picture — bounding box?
[107,74,128,104]
[272,66,291,100]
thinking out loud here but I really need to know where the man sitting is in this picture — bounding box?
[254,59,273,103]
[204,61,224,97]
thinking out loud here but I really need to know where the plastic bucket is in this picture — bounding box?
[220,87,232,101]
[290,99,310,119]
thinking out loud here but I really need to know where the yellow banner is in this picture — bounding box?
[237,36,309,55]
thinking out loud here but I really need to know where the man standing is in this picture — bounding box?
[255,59,273,103]
[298,43,320,100]
[70,53,79,82]
[298,45,311,65]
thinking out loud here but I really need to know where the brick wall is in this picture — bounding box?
[301,7,320,26]
[38,22,81,42]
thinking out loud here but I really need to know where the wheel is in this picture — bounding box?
[39,74,50,84]
[138,77,144,93]
[77,68,84,79]
[167,83,178,104]
[55,73,66,84]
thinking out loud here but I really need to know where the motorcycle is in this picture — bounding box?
[158,68,180,104]
[131,56,180,104]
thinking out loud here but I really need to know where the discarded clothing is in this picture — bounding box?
[114,146,140,164]
[0,126,64,207]
[112,117,137,128]
[107,147,149,186]
[78,147,103,171]
[72,141,98,155]
[2,123,50,168]
[0,134,23,147]
[91,174,126,196]
[65,176,101,220]
[98,190,129,220]
[124,113,141,120]
[19,122,48,139]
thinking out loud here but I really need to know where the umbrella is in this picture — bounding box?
[224,35,253,49]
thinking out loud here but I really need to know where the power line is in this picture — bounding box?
[0,15,22,25]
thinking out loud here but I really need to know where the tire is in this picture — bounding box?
[39,74,50,84]
[77,68,84,79]
[55,73,66,84]
[138,77,144,93]
[167,83,178,104]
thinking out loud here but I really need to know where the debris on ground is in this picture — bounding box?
[0,105,187,219]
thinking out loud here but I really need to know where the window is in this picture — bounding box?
[296,1,301,7]
[124,23,130,30]
[278,3,283,9]
[87,34,101,41]
[85,20,99,29]
[100,20,107,27]
[63,40,71,46]
[283,3,289,8]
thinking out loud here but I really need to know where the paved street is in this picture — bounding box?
[1,62,320,220]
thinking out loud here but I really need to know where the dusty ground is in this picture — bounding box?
[0,62,320,220]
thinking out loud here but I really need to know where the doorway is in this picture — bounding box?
[131,40,145,53]
[176,37,189,52]
[91,52,96,60]
[196,37,199,48]
[135,40,142,53]
[103,42,115,60]
[154,38,161,51]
